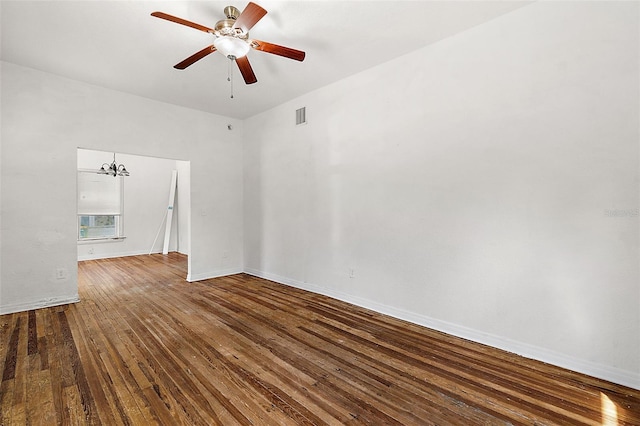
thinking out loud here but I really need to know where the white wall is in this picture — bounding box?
[0,61,244,314]
[244,2,639,388]
[76,149,189,260]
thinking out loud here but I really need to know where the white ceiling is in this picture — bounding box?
[1,1,531,119]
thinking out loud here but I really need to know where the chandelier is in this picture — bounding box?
[97,153,130,177]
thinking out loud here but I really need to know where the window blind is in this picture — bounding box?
[77,171,122,215]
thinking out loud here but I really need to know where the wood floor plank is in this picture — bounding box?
[197,286,471,424]
[0,380,14,425]
[1,252,639,425]
[163,290,346,424]
[40,307,65,425]
[144,293,300,426]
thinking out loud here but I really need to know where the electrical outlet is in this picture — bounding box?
[56,268,67,280]
[349,268,355,278]
[88,247,94,254]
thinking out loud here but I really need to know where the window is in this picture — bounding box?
[77,170,125,241]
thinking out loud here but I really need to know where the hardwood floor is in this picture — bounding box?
[1,253,639,425]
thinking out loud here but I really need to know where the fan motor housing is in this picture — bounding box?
[223,6,240,19]
[215,19,235,31]
[214,18,247,38]
[215,5,241,32]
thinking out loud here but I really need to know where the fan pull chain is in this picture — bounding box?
[227,56,234,99]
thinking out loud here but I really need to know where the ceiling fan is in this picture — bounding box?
[151,2,305,85]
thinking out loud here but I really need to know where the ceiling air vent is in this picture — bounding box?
[296,107,306,126]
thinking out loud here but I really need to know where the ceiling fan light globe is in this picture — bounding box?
[214,36,250,58]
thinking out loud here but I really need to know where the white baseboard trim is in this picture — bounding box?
[187,267,243,282]
[0,295,80,315]
[244,268,640,391]
[77,249,170,261]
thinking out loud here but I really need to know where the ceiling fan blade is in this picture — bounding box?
[233,2,267,33]
[151,11,213,33]
[174,45,217,69]
[235,56,258,84]
[251,40,305,62]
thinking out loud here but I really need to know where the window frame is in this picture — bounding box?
[77,169,126,242]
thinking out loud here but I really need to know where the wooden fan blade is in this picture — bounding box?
[174,45,217,69]
[235,56,257,84]
[151,11,213,33]
[233,2,267,33]
[251,40,305,62]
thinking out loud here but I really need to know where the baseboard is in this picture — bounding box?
[0,295,80,315]
[77,249,169,261]
[244,268,640,391]
[187,267,243,282]
[77,249,188,262]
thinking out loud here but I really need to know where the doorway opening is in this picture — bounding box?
[76,148,191,278]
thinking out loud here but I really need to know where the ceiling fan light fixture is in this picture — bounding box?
[214,36,250,59]
[151,2,305,84]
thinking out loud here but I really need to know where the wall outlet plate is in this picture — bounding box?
[56,268,67,280]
